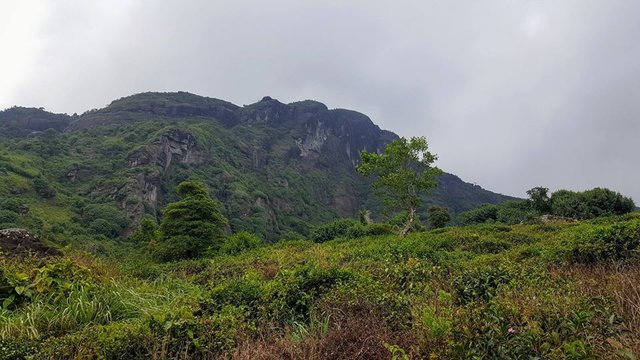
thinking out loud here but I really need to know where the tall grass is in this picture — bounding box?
[0,276,201,341]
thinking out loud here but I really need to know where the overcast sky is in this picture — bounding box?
[1,0,639,201]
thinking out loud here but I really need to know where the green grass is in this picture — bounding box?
[2,213,639,359]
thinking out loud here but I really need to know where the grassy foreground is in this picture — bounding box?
[2,213,640,359]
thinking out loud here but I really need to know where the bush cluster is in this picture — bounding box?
[311,219,393,243]
[459,187,636,225]
[571,220,640,263]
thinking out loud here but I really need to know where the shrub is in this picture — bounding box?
[427,206,451,229]
[311,219,394,243]
[467,237,511,254]
[0,269,31,309]
[153,235,203,262]
[496,207,530,225]
[311,219,360,243]
[1,259,93,310]
[33,177,56,198]
[571,221,640,263]
[458,204,499,225]
[34,321,151,359]
[0,209,19,225]
[420,304,453,339]
[278,230,305,241]
[0,339,39,360]
[366,223,394,236]
[454,267,511,304]
[32,259,94,300]
[206,272,266,314]
[0,198,22,213]
[128,216,159,244]
[79,204,128,237]
[271,265,354,322]
[346,223,367,239]
[221,231,262,255]
[89,218,122,238]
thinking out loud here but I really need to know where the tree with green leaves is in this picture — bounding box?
[427,206,451,229]
[356,136,442,236]
[156,181,228,261]
[526,187,551,214]
[550,187,635,219]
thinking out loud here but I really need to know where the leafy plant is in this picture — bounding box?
[571,220,640,263]
[220,231,262,255]
[157,181,228,261]
[356,136,441,236]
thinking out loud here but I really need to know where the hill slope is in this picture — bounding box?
[0,92,514,240]
[1,212,639,358]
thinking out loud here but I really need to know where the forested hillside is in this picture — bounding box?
[0,92,513,242]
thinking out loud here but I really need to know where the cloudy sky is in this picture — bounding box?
[1,0,639,201]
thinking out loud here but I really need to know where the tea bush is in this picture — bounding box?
[311,219,360,242]
[571,220,640,263]
[2,212,639,358]
[454,266,512,304]
[220,231,262,255]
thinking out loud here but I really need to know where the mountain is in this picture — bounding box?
[0,92,515,241]
[0,106,71,137]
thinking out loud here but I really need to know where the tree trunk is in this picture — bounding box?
[400,207,416,237]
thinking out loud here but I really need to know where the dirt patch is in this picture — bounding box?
[0,228,62,258]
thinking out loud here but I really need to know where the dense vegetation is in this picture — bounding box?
[0,92,513,245]
[458,187,635,226]
[1,211,640,359]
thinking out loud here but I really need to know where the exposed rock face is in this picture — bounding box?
[120,172,162,228]
[241,96,293,125]
[124,129,207,224]
[101,95,402,231]
[65,166,93,183]
[128,129,204,171]
[295,120,329,157]
[157,129,203,170]
[0,229,62,258]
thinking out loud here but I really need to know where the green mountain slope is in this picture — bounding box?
[0,92,515,241]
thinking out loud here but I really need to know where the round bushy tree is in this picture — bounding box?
[157,181,228,261]
[526,187,551,214]
[427,206,451,229]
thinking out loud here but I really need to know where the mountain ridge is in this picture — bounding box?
[0,91,516,241]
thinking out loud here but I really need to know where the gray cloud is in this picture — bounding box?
[1,0,639,201]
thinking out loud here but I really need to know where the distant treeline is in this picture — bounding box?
[458,187,635,225]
